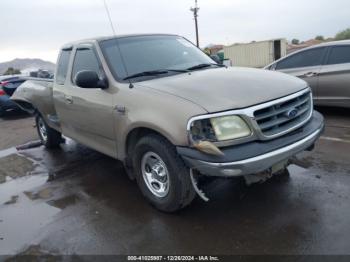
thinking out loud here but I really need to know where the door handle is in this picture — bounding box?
[302,72,318,77]
[65,95,73,104]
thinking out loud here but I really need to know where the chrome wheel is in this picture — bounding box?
[38,117,48,142]
[141,152,170,198]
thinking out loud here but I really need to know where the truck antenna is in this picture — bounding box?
[102,0,133,88]
[103,0,116,35]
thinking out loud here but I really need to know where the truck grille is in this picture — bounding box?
[253,90,312,138]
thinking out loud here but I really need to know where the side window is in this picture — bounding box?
[71,48,100,84]
[276,47,326,70]
[326,46,350,65]
[56,50,71,85]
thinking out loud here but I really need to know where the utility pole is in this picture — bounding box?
[190,0,200,47]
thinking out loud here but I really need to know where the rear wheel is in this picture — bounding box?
[133,134,196,212]
[36,114,62,148]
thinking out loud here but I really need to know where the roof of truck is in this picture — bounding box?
[61,33,180,49]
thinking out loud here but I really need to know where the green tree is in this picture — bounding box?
[291,39,300,45]
[335,28,350,40]
[315,35,324,41]
[3,67,21,75]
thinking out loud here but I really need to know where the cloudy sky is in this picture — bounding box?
[1,0,349,63]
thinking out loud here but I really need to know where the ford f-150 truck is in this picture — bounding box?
[11,34,324,212]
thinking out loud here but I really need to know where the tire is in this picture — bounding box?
[123,162,135,180]
[35,114,62,149]
[133,134,196,212]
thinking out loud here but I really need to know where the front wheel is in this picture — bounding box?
[133,134,196,212]
[36,114,62,148]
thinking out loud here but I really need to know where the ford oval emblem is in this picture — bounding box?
[286,108,298,118]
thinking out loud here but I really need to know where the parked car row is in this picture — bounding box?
[265,40,350,108]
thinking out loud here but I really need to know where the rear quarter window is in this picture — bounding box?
[326,46,350,65]
[56,50,72,85]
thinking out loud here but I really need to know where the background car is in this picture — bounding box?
[0,76,26,116]
[265,40,350,108]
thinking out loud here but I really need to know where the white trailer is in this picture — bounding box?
[224,39,287,68]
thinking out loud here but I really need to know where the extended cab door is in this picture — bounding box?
[274,47,327,99]
[53,44,117,158]
[317,45,350,107]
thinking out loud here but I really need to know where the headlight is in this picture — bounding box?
[210,115,251,141]
[189,115,251,142]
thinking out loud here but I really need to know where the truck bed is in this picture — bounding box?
[10,78,61,131]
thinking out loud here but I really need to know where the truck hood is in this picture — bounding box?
[136,67,307,113]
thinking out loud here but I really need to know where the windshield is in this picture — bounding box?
[99,35,214,81]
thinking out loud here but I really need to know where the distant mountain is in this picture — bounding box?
[0,58,55,75]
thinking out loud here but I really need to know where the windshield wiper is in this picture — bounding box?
[123,70,169,80]
[165,69,189,73]
[186,63,225,71]
[123,69,188,81]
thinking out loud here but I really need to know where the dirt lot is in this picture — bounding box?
[0,107,350,257]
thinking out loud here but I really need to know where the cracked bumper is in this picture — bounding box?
[177,111,324,177]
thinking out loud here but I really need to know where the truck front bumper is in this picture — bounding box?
[177,111,324,177]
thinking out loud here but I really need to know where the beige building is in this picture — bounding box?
[224,39,287,68]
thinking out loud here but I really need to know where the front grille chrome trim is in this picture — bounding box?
[187,87,313,146]
[253,90,313,139]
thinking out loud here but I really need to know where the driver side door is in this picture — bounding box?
[54,44,116,158]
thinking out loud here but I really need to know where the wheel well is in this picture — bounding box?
[125,127,170,166]
[13,100,36,115]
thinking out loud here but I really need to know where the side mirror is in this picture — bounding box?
[75,70,108,89]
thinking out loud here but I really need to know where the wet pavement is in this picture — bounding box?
[0,107,350,256]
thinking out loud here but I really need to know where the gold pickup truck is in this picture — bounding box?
[11,34,324,212]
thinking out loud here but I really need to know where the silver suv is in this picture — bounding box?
[265,40,350,108]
